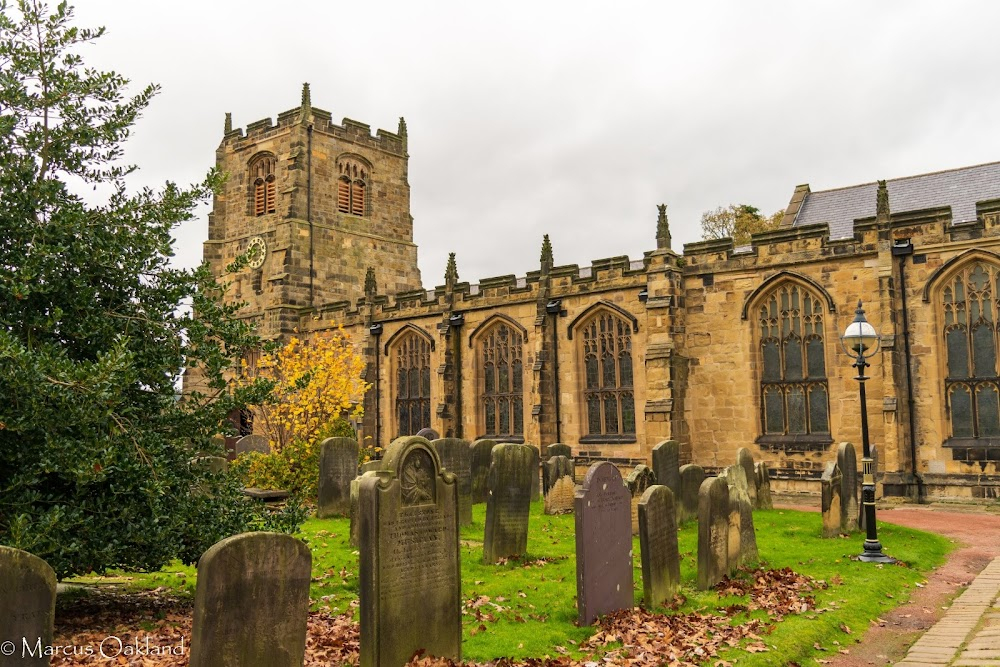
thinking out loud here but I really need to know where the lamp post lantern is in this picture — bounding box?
[841,300,895,564]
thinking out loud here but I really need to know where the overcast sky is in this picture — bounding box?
[69,0,1000,288]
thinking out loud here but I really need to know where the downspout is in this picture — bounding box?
[450,313,465,438]
[307,124,314,306]
[546,299,564,443]
[892,239,922,501]
[370,323,383,449]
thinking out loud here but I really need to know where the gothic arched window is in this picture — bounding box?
[757,283,830,441]
[581,311,635,437]
[395,333,431,437]
[336,157,368,217]
[249,154,276,216]
[942,262,1000,439]
[480,322,524,439]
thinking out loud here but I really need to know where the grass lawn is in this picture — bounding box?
[70,501,952,666]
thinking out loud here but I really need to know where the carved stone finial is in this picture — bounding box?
[876,180,890,222]
[398,117,408,137]
[301,82,311,108]
[364,267,377,296]
[224,112,232,135]
[656,203,672,250]
[540,234,553,268]
[444,252,459,285]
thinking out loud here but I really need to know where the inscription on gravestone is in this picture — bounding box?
[432,438,473,526]
[484,444,534,563]
[651,440,681,499]
[469,439,496,504]
[0,546,56,667]
[543,475,576,515]
[638,485,680,608]
[543,454,575,496]
[318,437,359,518]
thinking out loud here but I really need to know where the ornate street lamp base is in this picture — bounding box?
[858,540,896,564]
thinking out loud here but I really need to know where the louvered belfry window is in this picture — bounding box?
[249,155,276,216]
[337,158,368,216]
[481,323,524,438]
[396,334,431,437]
[582,312,635,436]
[758,284,830,437]
[943,263,1000,439]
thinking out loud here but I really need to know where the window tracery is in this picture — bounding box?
[581,311,635,437]
[395,333,431,437]
[480,322,524,438]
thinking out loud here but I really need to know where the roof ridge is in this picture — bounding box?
[807,160,1000,196]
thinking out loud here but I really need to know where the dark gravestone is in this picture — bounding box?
[528,445,541,500]
[359,436,461,667]
[575,462,633,625]
[484,443,534,563]
[190,533,311,667]
[651,440,681,499]
[678,464,705,523]
[547,443,572,459]
[542,454,575,496]
[697,476,730,590]
[821,462,843,538]
[626,464,657,535]
[837,442,860,533]
[0,546,56,667]
[318,437,359,518]
[432,438,473,526]
[735,447,758,508]
[754,461,774,510]
[637,485,680,608]
[235,434,270,455]
[415,427,439,440]
[720,464,759,566]
[469,438,496,504]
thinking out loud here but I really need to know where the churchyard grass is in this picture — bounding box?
[68,502,950,666]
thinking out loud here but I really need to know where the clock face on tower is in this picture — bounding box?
[246,236,267,269]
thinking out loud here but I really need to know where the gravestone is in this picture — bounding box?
[626,464,657,535]
[484,443,534,563]
[637,485,680,608]
[0,546,56,667]
[542,454,575,496]
[736,447,758,508]
[358,436,461,667]
[190,533,311,667]
[432,438,473,526]
[754,461,774,510]
[235,434,270,455]
[415,427,439,440]
[575,462,633,625]
[678,464,705,523]
[360,460,383,474]
[529,445,541,500]
[821,462,843,538]
[651,440,681,498]
[318,437,359,519]
[720,465,758,567]
[697,476,730,590]
[191,456,228,474]
[543,475,576,515]
[837,442,860,533]
[350,470,381,547]
[547,443,572,459]
[469,439,496,504]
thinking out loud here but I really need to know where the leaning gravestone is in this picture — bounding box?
[235,434,270,455]
[484,444,535,563]
[821,462,843,538]
[697,476,730,590]
[543,454,575,496]
[678,464,705,523]
[469,439,496,504]
[544,475,576,515]
[547,443,572,459]
[720,465,758,567]
[651,440,681,498]
[358,436,461,667]
[190,533,311,667]
[638,485,680,608]
[575,462,633,625]
[754,461,774,510]
[837,442,860,533]
[626,464,657,535]
[736,447,758,508]
[318,437,359,518]
[432,438,473,526]
[0,546,56,667]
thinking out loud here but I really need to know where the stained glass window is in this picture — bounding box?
[481,322,524,437]
[395,333,431,436]
[582,312,635,436]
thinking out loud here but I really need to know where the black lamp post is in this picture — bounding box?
[840,300,895,563]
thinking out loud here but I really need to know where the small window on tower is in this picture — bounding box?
[336,156,369,217]
[249,154,276,216]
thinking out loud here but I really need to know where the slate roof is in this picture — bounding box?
[793,161,1000,239]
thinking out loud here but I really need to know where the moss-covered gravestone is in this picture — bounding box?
[754,461,774,510]
[821,462,843,538]
[542,454,574,496]
[575,462,633,625]
[697,476,730,590]
[432,438,473,526]
[544,475,576,515]
[234,434,269,455]
[678,464,705,523]
[546,443,572,459]
[720,464,758,567]
[359,436,461,667]
[318,437,359,518]
[837,442,860,533]
[626,464,656,535]
[637,485,680,608]
[484,443,534,563]
[528,445,541,500]
[0,546,55,667]
[350,470,381,547]
[736,447,758,508]
[189,533,311,667]
[469,438,496,504]
[651,440,681,499]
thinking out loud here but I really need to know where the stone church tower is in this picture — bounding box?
[202,84,422,339]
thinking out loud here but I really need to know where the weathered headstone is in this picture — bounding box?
[0,546,56,667]
[637,485,680,608]
[360,460,383,474]
[626,464,657,535]
[697,476,730,590]
[191,455,228,474]
[350,470,381,547]
[736,447,758,508]
[235,434,270,455]
[543,475,576,515]
[542,454,575,496]
[484,443,534,563]
[358,436,461,667]
[821,462,843,538]
[190,533,311,667]
[469,438,496,504]
[416,427,439,440]
[529,445,541,500]
[575,462,633,625]
[432,438,473,526]
[754,461,774,510]
[678,464,705,523]
[838,442,860,533]
[318,437,359,519]
[720,465,758,567]
[651,440,681,498]
[547,443,572,459]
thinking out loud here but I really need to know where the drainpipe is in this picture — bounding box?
[892,238,923,501]
[370,322,383,449]
[449,313,465,438]
[307,124,314,307]
[546,299,565,443]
